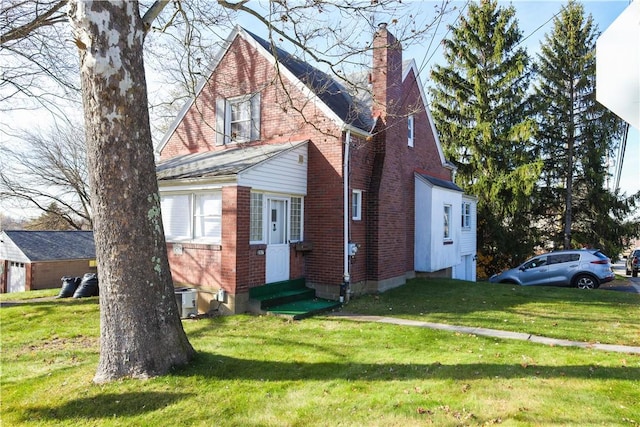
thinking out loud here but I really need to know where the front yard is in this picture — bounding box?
[1,278,638,426]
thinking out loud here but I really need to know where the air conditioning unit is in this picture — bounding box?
[174,288,198,318]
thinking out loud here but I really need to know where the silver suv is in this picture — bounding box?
[489,250,614,289]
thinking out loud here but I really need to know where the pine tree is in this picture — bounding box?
[429,0,541,276]
[534,0,635,253]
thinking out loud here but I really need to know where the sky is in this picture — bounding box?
[192,0,640,197]
[407,0,639,198]
[1,1,638,220]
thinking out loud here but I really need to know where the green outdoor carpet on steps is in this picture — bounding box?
[266,298,342,320]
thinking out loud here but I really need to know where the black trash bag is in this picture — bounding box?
[57,276,81,298]
[73,273,99,298]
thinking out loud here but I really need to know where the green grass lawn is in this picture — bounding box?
[1,278,639,426]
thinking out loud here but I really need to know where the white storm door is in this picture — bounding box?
[266,198,289,283]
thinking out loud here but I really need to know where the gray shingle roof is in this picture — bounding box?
[244,29,374,132]
[3,230,95,261]
[417,173,463,192]
[156,141,306,181]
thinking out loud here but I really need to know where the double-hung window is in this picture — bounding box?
[160,192,222,244]
[352,190,362,220]
[216,93,261,145]
[193,194,222,241]
[461,202,471,229]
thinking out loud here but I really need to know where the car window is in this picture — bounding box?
[547,253,578,264]
[548,255,564,264]
[592,251,609,260]
[523,257,546,269]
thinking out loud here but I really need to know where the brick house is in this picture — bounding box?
[155,24,477,315]
[0,230,96,293]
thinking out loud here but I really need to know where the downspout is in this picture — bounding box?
[341,130,351,303]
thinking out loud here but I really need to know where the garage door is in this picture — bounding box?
[8,262,26,293]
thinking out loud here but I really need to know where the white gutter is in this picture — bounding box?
[342,130,351,302]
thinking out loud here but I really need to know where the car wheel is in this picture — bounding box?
[574,274,598,289]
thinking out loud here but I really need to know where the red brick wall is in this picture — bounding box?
[160,32,347,293]
[159,34,339,160]
[160,28,456,298]
[166,242,223,289]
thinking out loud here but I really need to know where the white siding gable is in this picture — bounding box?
[239,142,308,195]
[0,232,30,263]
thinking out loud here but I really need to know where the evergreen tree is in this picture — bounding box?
[534,0,636,253]
[429,0,541,276]
[24,203,76,230]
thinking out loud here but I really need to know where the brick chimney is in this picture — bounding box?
[371,23,403,122]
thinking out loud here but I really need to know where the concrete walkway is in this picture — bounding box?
[331,312,640,355]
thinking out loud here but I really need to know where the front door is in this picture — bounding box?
[266,198,289,283]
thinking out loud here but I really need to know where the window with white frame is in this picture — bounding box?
[444,204,452,240]
[216,93,261,145]
[290,196,303,242]
[407,114,414,147]
[250,192,263,243]
[193,194,222,241]
[160,192,222,244]
[462,202,471,229]
[352,190,362,221]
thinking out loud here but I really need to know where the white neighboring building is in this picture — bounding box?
[414,173,477,281]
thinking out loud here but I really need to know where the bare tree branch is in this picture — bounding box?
[0,0,67,44]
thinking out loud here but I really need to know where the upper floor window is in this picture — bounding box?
[216,93,261,145]
[462,202,471,229]
[407,114,414,147]
[352,190,362,221]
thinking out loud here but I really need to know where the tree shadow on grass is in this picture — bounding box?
[18,391,192,423]
[182,352,640,382]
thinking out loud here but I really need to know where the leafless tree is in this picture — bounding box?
[2,0,452,382]
[0,120,91,229]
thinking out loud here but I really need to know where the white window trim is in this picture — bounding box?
[352,190,362,221]
[290,196,304,243]
[250,192,304,244]
[444,204,452,241]
[462,202,471,229]
[216,93,261,146]
[161,191,222,244]
[250,192,264,244]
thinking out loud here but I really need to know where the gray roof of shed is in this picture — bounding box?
[2,230,95,261]
[156,141,306,181]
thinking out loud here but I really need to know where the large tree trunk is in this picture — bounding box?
[69,0,194,383]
